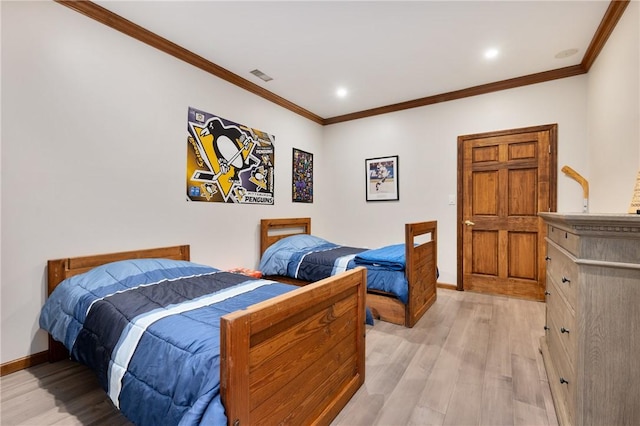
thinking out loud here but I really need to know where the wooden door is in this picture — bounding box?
[457,125,557,300]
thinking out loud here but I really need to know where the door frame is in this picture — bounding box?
[456,124,558,291]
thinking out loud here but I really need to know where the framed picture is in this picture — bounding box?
[292,148,313,203]
[366,155,399,201]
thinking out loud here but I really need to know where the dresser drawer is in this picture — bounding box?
[547,225,579,255]
[546,241,578,309]
[547,311,577,424]
[545,326,577,425]
[546,279,577,365]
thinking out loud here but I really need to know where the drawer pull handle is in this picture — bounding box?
[560,377,569,385]
[560,327,570,334]
[561,276,571,284]
[545,291,551,296]
[545,256,551,261]
[544,326,550,331]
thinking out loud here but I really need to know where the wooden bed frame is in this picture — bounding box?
[260,218,438,327]
[46,244,366,425]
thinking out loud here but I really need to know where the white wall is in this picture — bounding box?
[1,1,323,363]
[320,78,589,286]
[587,0,639,212]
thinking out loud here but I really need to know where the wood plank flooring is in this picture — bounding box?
[0,289,557,425]
[334,289,557,426]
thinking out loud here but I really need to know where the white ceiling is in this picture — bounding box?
[94,1,611,119]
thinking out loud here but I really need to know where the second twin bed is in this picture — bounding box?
[259,217,438,327]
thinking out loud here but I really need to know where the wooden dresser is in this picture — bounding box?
[539,213,640,426]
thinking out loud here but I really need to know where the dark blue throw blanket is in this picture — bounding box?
[287,244,365,281]
[353,244,405,271]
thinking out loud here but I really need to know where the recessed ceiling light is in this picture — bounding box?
[555,48,579,59]
[336,87,348,98]
[484,48,499,59]
[250,69,273,82]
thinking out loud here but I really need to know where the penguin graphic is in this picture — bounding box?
[200,118,251,183]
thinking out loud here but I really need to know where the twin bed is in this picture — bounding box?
[41,244,366,426]
[259,217,438,328]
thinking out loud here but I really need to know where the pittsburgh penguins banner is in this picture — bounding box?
[186,107,275,204]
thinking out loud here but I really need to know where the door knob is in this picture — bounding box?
[464,220,475,226]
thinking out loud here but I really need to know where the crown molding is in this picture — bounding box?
[323,65,586,125]
[581,0,630,71]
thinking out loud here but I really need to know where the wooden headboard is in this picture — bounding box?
[46,244,190,362]
[260,218,311,255]
[47,245,190,296]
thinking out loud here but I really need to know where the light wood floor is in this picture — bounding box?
[333,289,557,426]
[0,289,558,425]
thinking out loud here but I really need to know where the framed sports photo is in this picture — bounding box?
[292,148,313,203]
[365,155,399,201]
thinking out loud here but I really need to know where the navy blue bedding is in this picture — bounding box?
[39,258,296,426]
[259,235,410,304]
[287,244,364,279]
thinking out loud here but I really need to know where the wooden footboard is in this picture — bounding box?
[405,221,437,327]
[220,267,366,425]
[364,221,437,327]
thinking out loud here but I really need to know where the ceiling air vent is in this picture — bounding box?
[250,69,273,82]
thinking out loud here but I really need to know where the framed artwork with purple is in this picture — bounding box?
[292,148,313,203]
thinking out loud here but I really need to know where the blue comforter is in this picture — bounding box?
[259,235,409,303]
[39,258,295,426]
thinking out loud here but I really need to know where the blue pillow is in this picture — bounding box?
[259,234,329,275]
